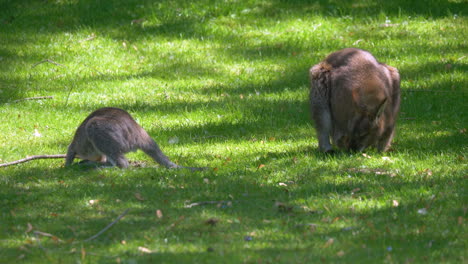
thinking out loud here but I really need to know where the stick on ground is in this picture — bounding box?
[31,59,66,68]
[0,154,66,168]
[13,96,54,103]
[83,209,130,242]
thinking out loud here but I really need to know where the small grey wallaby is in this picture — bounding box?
[65,107,207,171]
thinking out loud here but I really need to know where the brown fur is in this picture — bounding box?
[309,48,400,152]
[66,107,206,170]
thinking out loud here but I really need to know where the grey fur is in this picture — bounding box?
[309,48,400,152]
[65,107,206,170]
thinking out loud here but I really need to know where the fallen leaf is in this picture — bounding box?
[458,216,463,225]
[121,240,126,245]
[323,238,334,248]
[81,246,86,260]
[337,250,345,257]
[168,215,185,229]
[138,246,153,254]
[168,136,179,144]
[205,218,219,226]
[382,156,393,162]
[417,208,428,215]
[33,129,42,137]
[308,223,318,232]
[424,169,433,176]
[275,201,293,212]
[131,18,145,25]
[257,164,265,169]
[88,199,99,205]
[362,153,371,159]
[156,210,163,219]
[135,193,145,201]
[459,128,466,134]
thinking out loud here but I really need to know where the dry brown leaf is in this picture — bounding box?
[332,217,340,223]
[458,216,463,225]
[88,199,99,205]
[323,238,334,248]
[134,193,145,201]
[205,218,219,226]
[131,18,145,25]
[423,169,433,176]
[337,250,345,257]
[81,246,86,260]
[275,201,293,212]
[156,210,163,219]
[257,164,265,169]
[138,246,153,254]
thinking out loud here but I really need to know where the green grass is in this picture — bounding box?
[0,0,466,263]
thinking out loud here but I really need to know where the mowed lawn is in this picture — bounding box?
[0,0,466,263]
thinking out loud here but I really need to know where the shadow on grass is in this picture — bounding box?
[1,163,465,262]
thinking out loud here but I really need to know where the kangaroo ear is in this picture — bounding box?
[376,98,388,119]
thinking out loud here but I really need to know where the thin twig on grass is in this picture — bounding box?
[33,230,61,261]
[65,85,75,106]
[78,35,96,42]
[32,59,66,69]
[0,154,66,168]
[192,135,227,142]
[34,232,48,254]
[34,230,63,242]
[185,200,231,208]
[83,209,129,242]
[13,96,54,103]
